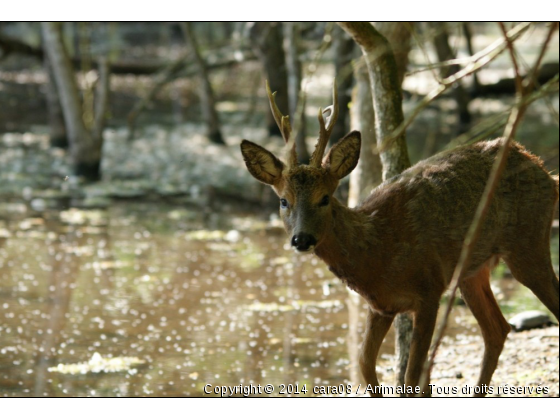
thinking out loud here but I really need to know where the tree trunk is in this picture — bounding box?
[43,52,68,148]
[181,22,225,145]
[339,22,413,392]
[375,22,414,390]
[92,57,110,144]
[41,22,101,181]
[375,22,412,85]
[348,23,412,207]
[338,22,411,180]
[462,22,481,95]
[331,26,357,146]
[250,22,289,137]
[283,22,309,163]
[348,61,382,208]
[429,22,471,133]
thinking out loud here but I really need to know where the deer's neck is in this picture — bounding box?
[314,199,378,292]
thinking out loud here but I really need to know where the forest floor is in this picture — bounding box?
[415,325,559,397]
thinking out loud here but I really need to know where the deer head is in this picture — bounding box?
[240,81,361,253]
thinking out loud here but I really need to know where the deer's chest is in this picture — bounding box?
[328,264,404,316]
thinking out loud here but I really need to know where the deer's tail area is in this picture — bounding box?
[553,174,559,193]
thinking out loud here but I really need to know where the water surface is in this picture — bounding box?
[0,201,557,397]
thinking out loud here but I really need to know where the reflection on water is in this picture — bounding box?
[0,201,556,396]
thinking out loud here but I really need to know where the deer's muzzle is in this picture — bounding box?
[291,233,317,253]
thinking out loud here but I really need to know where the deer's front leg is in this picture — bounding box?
[360,309,394,397]
[404,303,439,396]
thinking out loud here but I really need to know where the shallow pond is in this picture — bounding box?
[0,201,557,397]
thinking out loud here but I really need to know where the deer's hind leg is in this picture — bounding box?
[502,198,559,321]
[459,264,511,396]
[503,245,559,322]
[360,309,394,397]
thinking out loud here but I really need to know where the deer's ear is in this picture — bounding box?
[323,131,361,180]
[240,140,285,185]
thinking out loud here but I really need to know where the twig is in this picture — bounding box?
[406,22,528,78]
[522,22,559,125]
[418,104,522,395]
[499,22,523,96]
[406,22,441,82]
[524,22,558,91]
[381,22,531,152]
[498,21,558,129]
[418,22,548,395]
[445,65,558,151]
[126,53,191,139]
[406,56,487,77]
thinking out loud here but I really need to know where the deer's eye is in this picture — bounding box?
[319,195,330,207]
[280,198,289,209]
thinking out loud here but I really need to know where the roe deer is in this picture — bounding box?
[240,82,559,396]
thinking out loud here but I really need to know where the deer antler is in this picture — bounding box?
[266,80,298,168]
[310,81,339,167]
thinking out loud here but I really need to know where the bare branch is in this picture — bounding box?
[408,23,443,83]
[525,22,558,91]
[384,22,531,149]
[498,22,523,96]
[420,108,525,394]
[127,53,191,138]
[418,23,556,393]
[443,73,556,155]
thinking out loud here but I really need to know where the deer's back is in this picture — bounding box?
[359,138,558,277]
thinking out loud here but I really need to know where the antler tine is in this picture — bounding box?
[310,81,339,167]
[265,80,292,144]
[265,80,297,168]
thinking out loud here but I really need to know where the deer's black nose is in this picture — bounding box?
[291,233,317,252]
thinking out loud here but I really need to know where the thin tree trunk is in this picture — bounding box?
[41,22,101,181]
[348,61,382,207]
[43,52,68,148]
[374,22,414,390]
[339,22,413,392]
[429,22,471,133]
[462,22,480,94]
[346,63,382,390]
[346,290,362,387]
[250,22,289,137]
[283,22,309,163]
[181,22,225,145]
[92,57,110,143]
[78,22,94,131]
[348,22,411,207]
[331,26,357,146]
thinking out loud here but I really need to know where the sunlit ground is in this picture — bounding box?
[0,202,557,397]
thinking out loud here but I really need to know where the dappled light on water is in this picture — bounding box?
[0,202,371,396]
[0,202,557,396]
